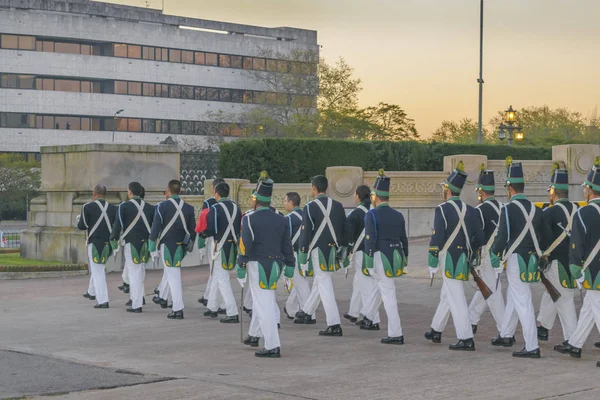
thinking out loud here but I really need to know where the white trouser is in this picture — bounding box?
[302,249,341,326]
[363,252,402,337]
[88,244,108,305]
[207,257,238,316]
[349,252,380,323]
[202,237,215,299]
[121,258,130,285]
[157,267,171,301]
[468,251,505,332]
[568,291,600,348]
[125,244,145,309]
[431,251,473,340]
[87,274,95,296]
[161,245,184,312]
[536,259,577,341]
[500,254,539,351]
[244,282,253,309]
[285,254,312,317]
[248,262,280,350]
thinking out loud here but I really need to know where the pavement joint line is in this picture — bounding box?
[534,386,600,399]
[33,377,179,398]
[184,376,320,400]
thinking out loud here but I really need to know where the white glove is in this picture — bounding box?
[76,215,81,223]
[494,268,503,278]
[300,263,309,273]
[403,267,409,274]
[198,247,206,262]
[429,267,438,278]
[150,251,158,261]
[576,276,585,288]
[237,276,247,288]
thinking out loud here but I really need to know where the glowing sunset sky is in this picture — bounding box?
[101,0,600,137]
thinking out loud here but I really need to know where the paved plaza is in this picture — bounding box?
[1,238,599,400]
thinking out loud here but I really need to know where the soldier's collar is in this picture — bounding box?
[96,198,106,202]
[132,196,142,200]
[169,195,180,199]
[484,197,496,202]
[554,198,569,203]
[255,206,270,211]
[316,194,327,199]
[218,197,229,202]
[293,207,303,212]
[376,202,390,208]
[589,198,600,204]
[510,194,527,201]
[448,197,461,201]
[359,201,369,207]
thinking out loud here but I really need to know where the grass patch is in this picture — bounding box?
[0,253,66,266]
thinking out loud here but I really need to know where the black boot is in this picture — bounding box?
[255,347,280,358]
[597,360,600,368]
[204,310,218,318]
[243,306,252,314]
[167,310,184,319]
[512,347,541,358]
[198,297,207,306]
[355,318,365,326]
[118,283,126,291]
[283,307,295,320]
[449,338,476,351]
[359,318,380,331]
[123,286,130,294]
[294,311,315,324]
[381,336,404,345]
[125,299,132,307]
[154,288,160,295]
[424,329,442,343]
[553,341,571,353]
[343,312,358,323]
[594,341,600,349]
[537,326,549,341]
[94,302,109,309]
[82,292,92,299]
[491,336,515,347]
[88,295,96,301]
[127,307,142,313]
[220,315,240,323]
[569,347,582,359]
[319,324,343,337]
[217,308,227,315]
[472,324,478,335]
[243,335,260,347]
[152,296,168,309]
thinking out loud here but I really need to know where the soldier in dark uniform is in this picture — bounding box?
[110,182,155,313]
[77,184,117,309]
[203,181,242,323]
[148,180,196,319]
[196,178,225,307]
[490,157,551,358]
[536,165,578,344]
[360,171,408,344]
[426,161,483,351]
[237,175,294,358]
[555,157,600,367]
[343,185,380,327]
[469,167,506,336]
[294,175,348,337]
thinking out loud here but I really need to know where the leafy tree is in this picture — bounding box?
[363,102,419,140]
[318,57,362,111]
[432,118,492,144]
[0,154,40,220]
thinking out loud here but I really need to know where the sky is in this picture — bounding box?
[101,0,600,137]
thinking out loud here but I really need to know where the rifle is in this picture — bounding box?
[540,269,562,303]
[470,266,493,300]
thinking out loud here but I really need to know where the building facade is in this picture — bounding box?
[0,0,318,154]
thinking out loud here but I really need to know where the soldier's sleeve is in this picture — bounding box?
[364,210,375,269]
[234,207,242,238]
[337,203,348,247]
[185,206,197,243]
[489,205,508,268]
[399,213,409,258]
[77,204,88,230]
[109,204,123,249]
[148,203,163,253]
[298,204,313,265]
[568,208,586,280]
[469,207,484,252]
[281,219,295,271]
[538,207,553,252]
[236,215,253,268]
[344,210,357,250]
[204,205,217,238]
[428,206,445,268]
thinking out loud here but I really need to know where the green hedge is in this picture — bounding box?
[219,139,551,183]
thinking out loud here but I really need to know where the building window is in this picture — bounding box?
[243,57,253,70]
[42,41,55,52]
[128,118,142,132]
[42,79,54,91]
[219,88,231,102]
[114,81,128,95]
[231,55,243,69]
[55,42,81,54]
[158,84,169,97]
[81,81,91,93]
[127,45,142,59]
[162,48,169,62]
[1,74,17,88]
[155,47,163,61]
[206,88,219,101]
[169,49,181,63]
[181,86,193,99]
[169,85,181,98]
[143,83,155,96]
[277,60,289,73]
[43,116,55,129]
[243,91,253,104]
[128,81,142,96]
[81,44,91,55]
[219,54,231,67]
[1,34,19,49]
[254,92,266,104]
[142,119,156,132]
[253,58,266,71]
[266,59,277,72]
[194,52,205,65]
[265,92,277,105]
[181,120,194,134]
[114,44,127,57]
[182,50,194,64]
[115,118,127,131]
[205,53,218,66]
[142,46,155,60]
[194,87,206,100]
[18,36,36,50]
[231,89,243,103]
[81,118,90,130]
[169,120,180,134]
[55,79,80,92]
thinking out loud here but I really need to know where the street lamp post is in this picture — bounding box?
[498,105,523,146]
[112,109,124,143]
[477,0,484,144]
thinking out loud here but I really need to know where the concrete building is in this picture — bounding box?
[0,0,318,155]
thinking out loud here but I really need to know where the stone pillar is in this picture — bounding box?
[443,155,488,206]
[325,166,364,208]
[553,144,600,201]
[21,143,180,271]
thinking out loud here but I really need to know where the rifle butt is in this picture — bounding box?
[471,267,493,300]
[540,272,562,303]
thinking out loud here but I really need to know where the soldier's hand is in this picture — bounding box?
[429,267,438,278]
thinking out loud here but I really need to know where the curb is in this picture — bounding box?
[0,264,88,273]
[0,270,89,280]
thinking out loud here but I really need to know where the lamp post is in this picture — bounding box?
[498,105,523,146]
[477,0,484,144]
[112,109,124,143]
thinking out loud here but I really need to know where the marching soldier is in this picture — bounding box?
[468,167,506,336]
[77,184,117,309]
[426,161,483,351]
[344,185,380,328]
[196,178,226,308]
[536,165,578,344]
[203,181,242,323]
[148,180,196,319]
[237,175,294,358]
[294,175,348,336]
[555,157,600,368]
[490,157,550,358]
[110,182,154,313]
[361,171,408,344]
[283,192,313,321]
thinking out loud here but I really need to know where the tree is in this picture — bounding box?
[318,57,362,111]
[432,118,492,144]
[0,154,40,220]
[363,102,419,140]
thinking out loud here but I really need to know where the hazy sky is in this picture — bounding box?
[102,0,600,137]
